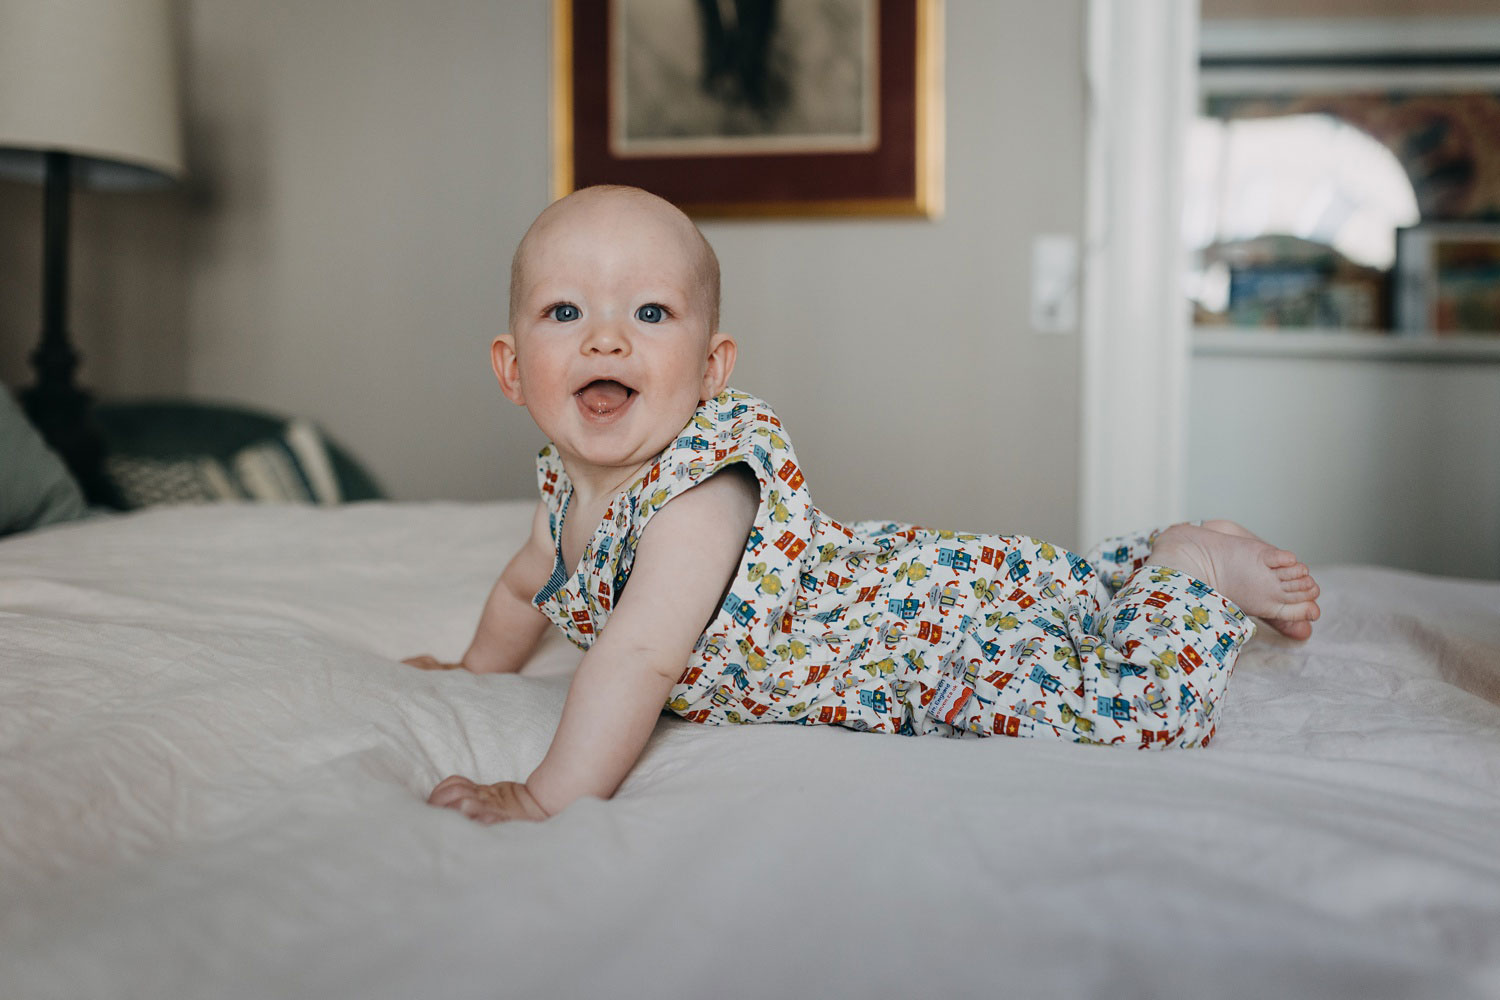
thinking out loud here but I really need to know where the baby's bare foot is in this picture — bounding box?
[1148,521,1320,640]
[1198,520,1322,638]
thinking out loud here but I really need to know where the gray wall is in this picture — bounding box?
[0,1,1087,547]
[1186,354,1500,580]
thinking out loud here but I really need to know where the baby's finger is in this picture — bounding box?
[456,798,502,824]
[428,775,477,806]
[403,655,458,670]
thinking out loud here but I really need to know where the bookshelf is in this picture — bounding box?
[1194,327,1500,363]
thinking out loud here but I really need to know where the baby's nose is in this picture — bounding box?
[581,315,631,354]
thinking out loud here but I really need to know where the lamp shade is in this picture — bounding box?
[0,0,184,190]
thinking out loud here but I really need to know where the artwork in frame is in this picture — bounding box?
[1190,21,1500,334]
[552,0,943,218]
[1395,224,1500,335]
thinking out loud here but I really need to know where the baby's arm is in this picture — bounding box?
[427,466,759,822]
[404,502,554,673]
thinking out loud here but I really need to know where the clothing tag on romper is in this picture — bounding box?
[927,677,974,725]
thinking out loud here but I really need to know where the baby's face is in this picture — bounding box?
[495,190,733,491]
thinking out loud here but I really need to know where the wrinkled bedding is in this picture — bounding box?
[2,503,1498,1000]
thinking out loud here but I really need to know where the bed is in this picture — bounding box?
[3,499,1499,1000]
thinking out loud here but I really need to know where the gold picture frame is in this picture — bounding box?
[552,0,943,218]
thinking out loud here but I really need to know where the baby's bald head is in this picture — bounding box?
[508,185,720,335]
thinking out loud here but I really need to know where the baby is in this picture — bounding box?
[405,185,1321,824]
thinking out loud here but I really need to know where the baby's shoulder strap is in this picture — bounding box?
[634,390,798,520]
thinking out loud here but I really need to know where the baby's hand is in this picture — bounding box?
[402,655,464,671]
[427,776,550,824]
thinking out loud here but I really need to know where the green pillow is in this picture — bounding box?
[0,385,89,536]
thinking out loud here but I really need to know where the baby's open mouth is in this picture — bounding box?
[575,379,635,416]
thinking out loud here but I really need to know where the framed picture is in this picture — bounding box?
[1188,19,1500,333]
[1395,224,1500,335]
[552,0,943,218]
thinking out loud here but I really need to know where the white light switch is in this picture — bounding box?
[1031,234,1079,334]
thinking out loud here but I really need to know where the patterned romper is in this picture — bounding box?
[532,389,1254,748]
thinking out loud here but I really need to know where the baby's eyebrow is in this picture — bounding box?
[526,285,580,303]
[639,284,692,301]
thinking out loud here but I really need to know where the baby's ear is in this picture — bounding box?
[492,334,526,405]
[700,332,737,400]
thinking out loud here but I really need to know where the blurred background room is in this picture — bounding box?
[2,0,1497,578]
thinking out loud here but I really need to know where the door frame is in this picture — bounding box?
[1078,0,1199,543]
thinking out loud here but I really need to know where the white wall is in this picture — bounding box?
[1,1,1088,547]
[708,1,1086,539]
[175,0,553,512]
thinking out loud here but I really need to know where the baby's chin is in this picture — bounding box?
[561,430,676,478]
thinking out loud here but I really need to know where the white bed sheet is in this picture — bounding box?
[2,502,1498,1000]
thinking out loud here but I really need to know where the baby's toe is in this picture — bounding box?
[1273,559,1311,580]
[1263,547,1300,570]
[1268,618,1314,641]
[1273,592,1320,620]
[1283,574,1318,594]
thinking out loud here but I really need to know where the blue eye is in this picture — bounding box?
[635,304,665,324]
[549,304,580,322]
